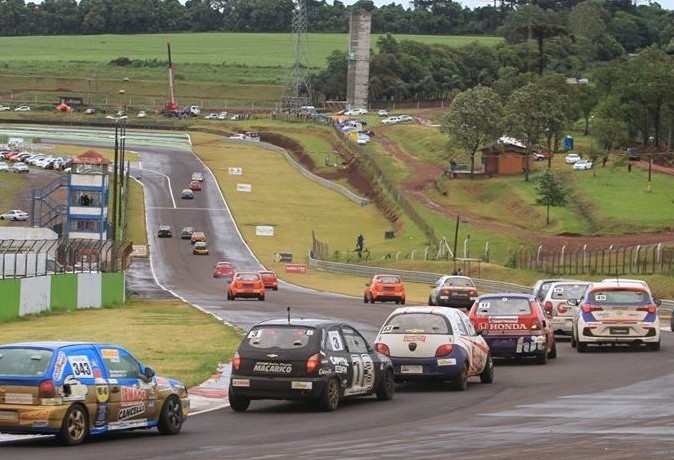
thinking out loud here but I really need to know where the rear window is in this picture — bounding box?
[443,278,474,288]
[0,348,53,377]
[236,273,260,281]
[243,326,320,350]
[381,313,451,335]
[475,297,532,316]
[588,290,650,306]
[549,284,588,300]
[375,276,401,284]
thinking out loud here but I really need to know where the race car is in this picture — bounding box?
[228,318,395,412]
[572,282,661,352]
[374,306,493,390]
[227,272,266,301]
[0,342,189,446]
[541,281,590,335]
[259,270,279,290]
[213,261,236,280]
[468,293,557,364]
[364,274,406,304]
[192,241,209,255]
[428,275,478,309]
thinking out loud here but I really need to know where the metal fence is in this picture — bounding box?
[0,238,132,279]
[511,244,674,276]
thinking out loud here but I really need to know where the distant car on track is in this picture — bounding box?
[213,261,236,280]
[181,226,194,239]
[428,275,478,309]
[259,270,279,290]
[191,172,204,182]
[189,180,202,191]
[364,274,406,305]
[227,272,266,301]
[157,225,173,238]
[192,241,209,255]
[190,231,205,244]
[181,189,194,199]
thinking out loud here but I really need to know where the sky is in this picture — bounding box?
[337,0,674,11]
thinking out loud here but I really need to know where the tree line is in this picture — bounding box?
[0,0,669,37]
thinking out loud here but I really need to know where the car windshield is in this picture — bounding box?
[549,284,588,300]
[588,290,650,306]
[375,276,401,284]
[381,313,451,334]
[475,297,532,316]
[0,347,53,376]
[244,326,319,350]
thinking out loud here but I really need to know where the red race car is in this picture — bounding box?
[189,180,202,191]
[213,261,236,280]
[259,270,279,290]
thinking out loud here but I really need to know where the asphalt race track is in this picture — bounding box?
[2,127,674,459]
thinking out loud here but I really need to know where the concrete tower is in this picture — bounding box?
[346,10,372,110]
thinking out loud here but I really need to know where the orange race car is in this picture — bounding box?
[364,274,406,305]
[227,272,266,301]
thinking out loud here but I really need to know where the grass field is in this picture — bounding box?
[0,300,243,387]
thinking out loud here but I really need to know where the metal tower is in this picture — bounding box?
[281,0,312,111]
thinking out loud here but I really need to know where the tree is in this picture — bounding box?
[442,85,503,179]
[535,169,567,225]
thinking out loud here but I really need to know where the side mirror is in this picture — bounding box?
[144,367,156,379]
[655,299,662,306]
[567,299,580,307]
[365,282,370,287]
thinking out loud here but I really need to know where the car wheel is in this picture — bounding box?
[452,364,468,391]
[58,404,88,446]
[570,333,577,348]
[428,296,434,306]
[363,295,368,304]
[319,377,341,411]
[258,294,265,301]
[375,369,395,401]
[536,345,549,365]
[395,300,400,305]
[479,354,494,384]
[401,299,406,305]
[369,296,375,304]
[273,287,278,291]
[548,340,557,359]
[577,341,588,353]
[650,341,661,351]
[157,396,183,435]
[227,291,234,300]
[0,216,4,220]
[228,390,250,412]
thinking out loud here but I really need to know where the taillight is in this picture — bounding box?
[306,353,321,373]
[442,288,451,296]
[544,301,553,310]
[375,343,390,356]
[637,305,657,314]
[38,380,56,398]
[469,290,477,297]
[435,344,454,357]
[232,352,241,371]
[581,304,603,314]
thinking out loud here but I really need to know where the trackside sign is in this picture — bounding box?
[285,264,307,274]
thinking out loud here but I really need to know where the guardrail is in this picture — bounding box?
[307,255,674,317]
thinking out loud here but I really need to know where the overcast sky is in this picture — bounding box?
[337,0,674,11]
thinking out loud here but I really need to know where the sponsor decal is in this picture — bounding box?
[330,356,348,366]
[61,375,89,400]
[291,381,312,390]
[255,225,274,236]
[101,349,120,363]
[334,365,348,374]
[119,403,145,420]
[53,351,67,381]
[231,379,250,388]
[516,336,546,353]
[94,403,108,427]
[154,377,170,388]
[108,419,148,431]
[488,322,527,330]
[403,335,427,342]
[228,167,242,175]
[121,386,146,406]
[6,393,32,405]
[285,264,307,274]
[19,410,49,424]
[437,358,457,366]
[236,183,252,192]
[253,362,292,373]
[93,367,103,378]
[96,383,110,403]
[68,356,94,379]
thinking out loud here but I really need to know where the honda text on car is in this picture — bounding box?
[229,319,394,412]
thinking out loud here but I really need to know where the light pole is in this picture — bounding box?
[106,115,128,241]
[648,154,653,192]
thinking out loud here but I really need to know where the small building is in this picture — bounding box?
[480,140,532,176]
[67,150,111,240]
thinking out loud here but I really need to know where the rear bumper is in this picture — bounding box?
[232,290,264,298]
[390,355,462,380]
[484,335,547,358]
[229,376,328,401]
[551,316,574,334]
[578,322,660,343]
[0,403,68,435]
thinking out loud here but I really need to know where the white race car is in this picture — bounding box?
[572,282,661,352]
[374,306,493,390]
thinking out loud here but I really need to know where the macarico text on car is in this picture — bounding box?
[227,272,266,301]
[468,293,556,364]
[0,209,29,221]
[0,341,189,446]
[229,318,395,412]
[375,306,493,390]
[542,281,591,335]
[428,275,478,309]
[364,274,406,304]
[572,283,661,352]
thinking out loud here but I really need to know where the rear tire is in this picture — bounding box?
[577,341,588,353]
[536,345,549,365]
[363,295,368,304]
[650,341,661,351]
[228,390,251,412]
[452,364,468,391]
[157,396,184,435]
[319,378,341,411]
[479,355,494,383]
[548,341,557,359]
[428,296,434,306]
[375,369,395,401]
[401,299,406,305]
[58,404,88,446]
[258,294,265,301]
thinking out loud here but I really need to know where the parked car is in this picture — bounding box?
[532,151,553,161]
[157,225,173,238]
[381,116,400,124]
[84,107,96,115]
[375,306,493,390]
[397,115,414,123]
[0,209,29,221]
[227,272,266,301]
[229,318,394,412]
[0,161,8,172]
[427,275,479,309]
[626,147,640,161]
[11,163,29,173]
[573,159,593,170]
[468,293,556,364]
[377,109,389,117]
[204,113,219,119]
[364,274,406,304]
[0,341,189,445]
[572,283,661,352]
[137,110,147,118]
[565,153,581,164]
[344,108,368,116]
[0,104,10,111]
[14,105,30,112]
